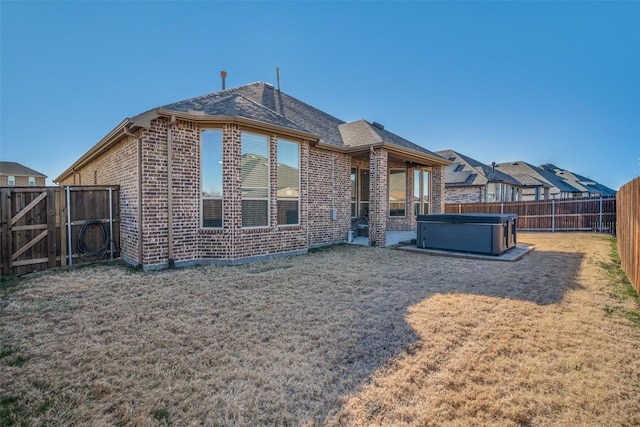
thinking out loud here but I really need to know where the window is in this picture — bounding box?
[28,176,35,186]
[414,169,430,216]
[242,132,270,227]
[277,139,299,225]
[359,169,370,218]
[8,176,15,186]
[389,169,406,216]
[201,129,223,228]
[487,183,497,202]
[350,168,357,218]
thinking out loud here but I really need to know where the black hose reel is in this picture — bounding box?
[77,220,110,262]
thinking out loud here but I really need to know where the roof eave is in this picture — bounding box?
[316,141,451,166]
[54,117,139,184]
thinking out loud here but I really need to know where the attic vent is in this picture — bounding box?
[372,121,385,130]
[511,162,519,165]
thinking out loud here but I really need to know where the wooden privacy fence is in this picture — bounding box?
[0,186,120,276]
[445,196,616,233]
[616,177,640,295]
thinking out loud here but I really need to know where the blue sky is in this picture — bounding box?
[1,1,639,190]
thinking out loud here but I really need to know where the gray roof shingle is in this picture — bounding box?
[162,82,445,160]
[0,161,46,177]
[436,150,521,187]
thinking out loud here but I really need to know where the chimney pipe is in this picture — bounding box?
[220,70,227,90]
[276,67,280,91]
[492,162,496,173]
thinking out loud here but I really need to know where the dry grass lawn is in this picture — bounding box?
[1,233,639,426]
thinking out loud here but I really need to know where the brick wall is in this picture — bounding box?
[444,185,484,204]
[0,175,46,186]
[57,114,448,268]
[369,148,388,247]
[431,164,445,214]
[307,147,351,245]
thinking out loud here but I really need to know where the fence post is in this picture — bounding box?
[458,203,461,214]
[501,202,504,214]
[599,196,603,233]
[552,199,555,233]
[65,186,73,267]
[109,187,114,261]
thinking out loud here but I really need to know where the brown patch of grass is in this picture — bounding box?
[1,233,639,425]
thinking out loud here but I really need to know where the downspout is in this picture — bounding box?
[123,125,144,267]
[167,115,177,269]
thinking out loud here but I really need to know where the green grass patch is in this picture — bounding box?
[0,396,26,427]
[0,275,26,299]
[152,408,171,425]
[600,237,640,327]
[0,346,27,368]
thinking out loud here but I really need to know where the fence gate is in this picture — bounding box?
[0,186,119,276]
[1,188,59,275]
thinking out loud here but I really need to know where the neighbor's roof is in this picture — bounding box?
[0,161,46,178]
[538,163,616,195]
[494,161,553,188]
[436,150,521,187]
[495,161,584,193]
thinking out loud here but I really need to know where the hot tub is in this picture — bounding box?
[416,213,517,255]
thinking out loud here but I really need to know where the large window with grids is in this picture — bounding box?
[242,132,270,227]
[201,130,223,228]
[389,169,406,216]
[277,139,300,225]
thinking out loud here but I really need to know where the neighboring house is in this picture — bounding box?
[55,81,450,270]
[0,161,47,187]
[436,149,523,203]
[538,164,617,197]
[494,161,583,200]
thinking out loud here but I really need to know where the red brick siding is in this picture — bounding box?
[431,164,445,214]
[307,147,351,245]
[369,148,388,246]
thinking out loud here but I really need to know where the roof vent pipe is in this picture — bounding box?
[276,67,281,91]
[220,70,227,90]
[492,162,496,173]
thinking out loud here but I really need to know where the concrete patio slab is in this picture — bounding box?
[397,244,534,262]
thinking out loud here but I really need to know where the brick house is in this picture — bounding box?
[436,150,523,203]
[55,82,450,270]
[0,162,47,187]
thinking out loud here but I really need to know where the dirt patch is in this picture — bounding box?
[1,233,639,426]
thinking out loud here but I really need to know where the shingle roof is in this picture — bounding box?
[436,150,521,187]
[0,161,46,177]
[538,163,616,195]
[163,82,346,146]
[495,161,585,193]
[494,162,553,188]
[162,82,445,160]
